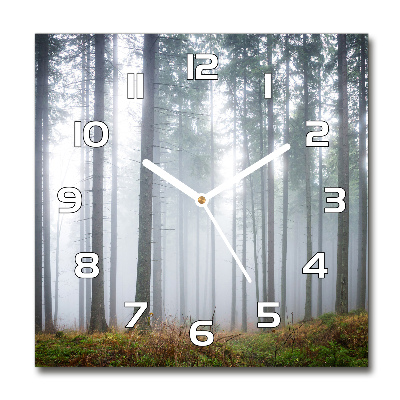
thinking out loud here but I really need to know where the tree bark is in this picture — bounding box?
[85,35,92,329]
[210,79,216,319]
[110,34,119,328]
[267,35,275,308]
[230,78,237,331]
[89,34,108,333]
[152,38,162,324]
[281,34,290,326]
[303,34,312,321]
[241,69,248,333]
[35,34,45,333]
[134,34,157,329]
[79,35,86,331]
[357,35,368,310]
[336,34,349,314]
[317,64,323,317]
[41,34,56,333]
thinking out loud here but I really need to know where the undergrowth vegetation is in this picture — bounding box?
[35,311,368,367]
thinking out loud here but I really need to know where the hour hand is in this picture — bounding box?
[143,159,199,201]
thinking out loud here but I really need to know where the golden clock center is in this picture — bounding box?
[198,196,206,204]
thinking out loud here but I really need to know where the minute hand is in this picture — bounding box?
[205,143,290,200]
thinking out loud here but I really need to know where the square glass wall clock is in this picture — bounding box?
[35,33,368,367]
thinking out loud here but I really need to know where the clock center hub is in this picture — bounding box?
[196,193,208,207]
[198,195,206,204]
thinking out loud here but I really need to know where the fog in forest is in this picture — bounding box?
[36,33,368,333]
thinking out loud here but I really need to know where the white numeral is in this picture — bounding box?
[127,73,144,99]
[75,252,99,278]
[302,252,328,278]
[187,54,218,80]
[74,121,109,148]
[57,187,82,213]
[324,187,346,213]
[124,302,148,328]
[306,121,329,147]
[189,320,214,347]
[257,302,281,328]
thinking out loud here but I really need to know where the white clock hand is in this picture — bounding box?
[204,204,252,283]
[143,159,199,201]
[205,143,290,200]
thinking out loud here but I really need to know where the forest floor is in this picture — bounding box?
[35,310,368,367]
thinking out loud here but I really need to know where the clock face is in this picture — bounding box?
[35,33,368,367]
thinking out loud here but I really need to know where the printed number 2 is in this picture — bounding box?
[187,54,218,80]
[306,121,329,147]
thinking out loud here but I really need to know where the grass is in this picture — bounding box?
[35,311,368,367]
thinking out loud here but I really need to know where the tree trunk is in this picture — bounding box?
[42,34,56,333]
[110,34,119,328]
[134,34,157,329]
[317,64,323,317]
[336,34,349,314]
[54,213,62,326]
[79,35,86,331]
[210,79,216,319]
[231,78,237,331]
[178,92,185,324]
[35,34,45,333]
[152,38,162,324]
[267,35,275,308]
[303,34,312,321]
[357,35,367,310]
[85,35,92,329]
[196,206,200,320]
[281,34,290,326]
[89,34,108,333]
[241,69,248,333]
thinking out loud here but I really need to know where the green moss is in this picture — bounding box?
[35,312,368,367]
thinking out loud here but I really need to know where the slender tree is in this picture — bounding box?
[281,34,290,326]
[79,36,86,330]
[89,34,108,333]
[210,75,216,319]
[42,34,56,333]
[241,65,248,333]
[303,34,313,321]
[230,76,238,331]
[152,38,162,323]
[317,62,323,317]
[336,34,350,314]
[35,34,45,333]
[357,35,367,310]
[134,34,157,329]
[178,82,185,324]
[110,34,119,328]
[85,35,92,329]
[266,35,275,308]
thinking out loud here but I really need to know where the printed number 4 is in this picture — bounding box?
[302,252,328,278]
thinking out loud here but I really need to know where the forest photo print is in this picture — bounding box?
[35,33,368,367]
